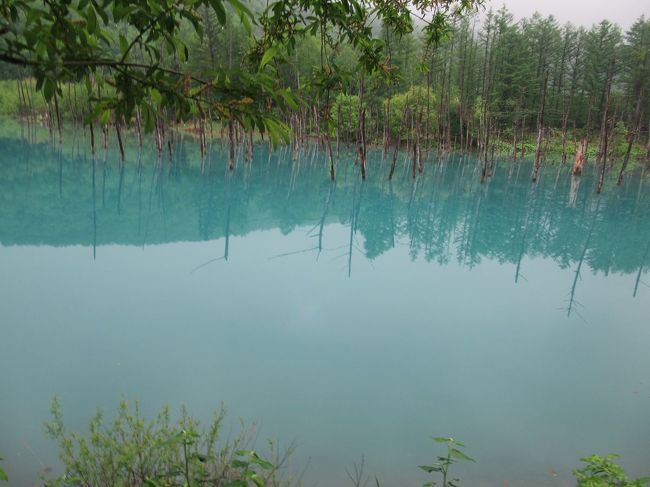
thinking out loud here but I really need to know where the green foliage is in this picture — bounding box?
[574,454,650,487]
[43,397,286,487]
[386,86,437,138]
[0,79,92,119]
[0,0,480,146]
[0,80,23,116]
[418,437,474,487]
[0,456,8,483]
[331,93,361,139]
[0,0,297,144]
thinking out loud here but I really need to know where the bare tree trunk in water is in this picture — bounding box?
[572,139,587,175]
[417,108,423,174]
[53,92,63,144]
[228,120,235,170]
[487,142,495,177]
[389,106,409,180]
[88,101,96,156]
[646,118,650,160]
[384,98,391,157]
[326,135,336,181]
[412,108,419,179]
[561,109,569,164]
[358,77,367,180]
[520,114,526,159]
[532,72,549,182]
[569,174,581,207]
[481,123,490,184]
[512,119,518,161]
[618,87,643,185]
[597,71,614,194]
[336,103,341,159]
[116,122,125,162]
[360,107,367,180]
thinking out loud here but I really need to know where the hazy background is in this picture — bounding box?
[491,0,649,28]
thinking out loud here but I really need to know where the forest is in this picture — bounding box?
[0,1,649,186]
[2,3,650,487]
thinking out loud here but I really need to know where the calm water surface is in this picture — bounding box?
[1,127,649,486]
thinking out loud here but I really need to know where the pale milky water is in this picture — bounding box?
[1,129,649,486]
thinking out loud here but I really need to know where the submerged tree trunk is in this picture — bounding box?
[358,77,367,180]
[116,122,125,162]
[228,120,235,170]
[572,139,587,176]
[389,106,409,180]
[560,109,569,164]
[326,135,336,181]
[617,87,644,185]
[512,119,518,161]
[532,72,548,182]
[596,71,614,194]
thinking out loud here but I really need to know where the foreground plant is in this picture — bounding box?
[573,454,650,487]
[0,456,7,482]
[44,397,294,487]
[418,437,474,487]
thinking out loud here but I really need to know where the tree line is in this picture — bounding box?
[0,1,649,181]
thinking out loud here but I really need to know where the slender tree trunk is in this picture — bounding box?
[358,77,367,179]
[512,119,518,161]
[336,103,341,158]
[532,72,549,182]
[572,139,587,176]
[561,109,570,164]
[389,106,409,180]
[228,120,235,170]
[116,122,125,162]
[597,71,614,194]
[520,114,526,159]
[617,87,643,185]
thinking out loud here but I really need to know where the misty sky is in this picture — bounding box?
[490,0,649,29]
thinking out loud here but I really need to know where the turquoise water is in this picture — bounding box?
[1,129,649,486]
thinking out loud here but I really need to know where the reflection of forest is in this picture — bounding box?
[1,135,649,279]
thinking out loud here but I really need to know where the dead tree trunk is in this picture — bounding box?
[389,106,409,180]
[617,86,643,185]
[596,71,614,194]
[560,109,570,164]
[572,139,587,176]
[357,77,367,179]
[228,120,235,170]
[532,72,549,182]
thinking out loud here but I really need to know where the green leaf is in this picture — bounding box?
[209,0,227,25]
[432,437,452,444]
[239,13,252,34]
[250,473,264,487]
[86,6,97,34]
[231,460,249,469]
[0,467,7,482]
[100,109,111,125]
[93,2,109,24]
[227,0,253,19]
[42,78,55,102]
[449,448,475,463]
[150,88,163,106]
[119,34,129,56]
[260,46,279,69]
[141,479,161,487]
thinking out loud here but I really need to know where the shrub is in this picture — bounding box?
[43,398,295,487]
